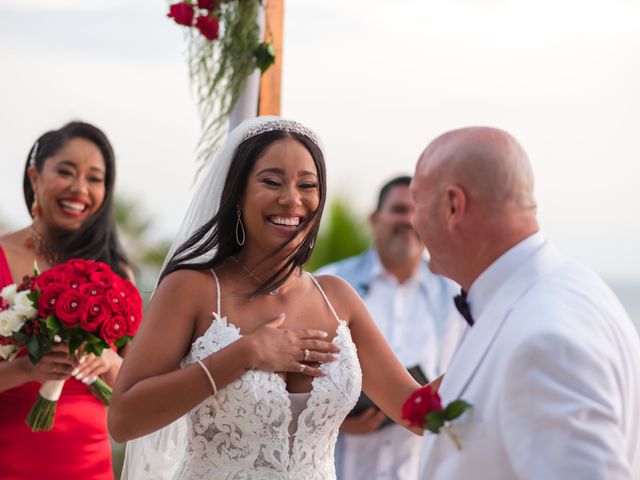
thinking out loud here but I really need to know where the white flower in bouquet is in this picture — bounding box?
[13,290,37,319]
[0,309,26,337]
[0,343,19,361]
[0,284,17,304]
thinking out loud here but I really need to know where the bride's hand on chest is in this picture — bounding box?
[240,311,340,379]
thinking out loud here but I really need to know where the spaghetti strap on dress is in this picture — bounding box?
[210,269,222,317]
[309,274,342,325]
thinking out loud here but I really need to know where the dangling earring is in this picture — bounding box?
[309,239,315,249]
[31,196,41,218]
[235,205,245,246]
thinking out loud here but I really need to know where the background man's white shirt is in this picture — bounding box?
[319,250,463,480]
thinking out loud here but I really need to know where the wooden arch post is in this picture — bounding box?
[258,0,284,116]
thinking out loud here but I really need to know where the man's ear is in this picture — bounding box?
[445,184,467,227]
[369,211,378,228]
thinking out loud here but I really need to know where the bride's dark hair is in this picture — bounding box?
[159,130,326,295]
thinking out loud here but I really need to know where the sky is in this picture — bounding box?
[0,0,639,282]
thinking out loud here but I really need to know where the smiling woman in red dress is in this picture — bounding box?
[0,122,132,480]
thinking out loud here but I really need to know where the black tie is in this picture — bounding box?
[454,290,475,327]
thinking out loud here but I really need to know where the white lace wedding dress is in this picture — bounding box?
[163,272,362,479]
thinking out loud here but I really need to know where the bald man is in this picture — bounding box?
[412,127,640,479]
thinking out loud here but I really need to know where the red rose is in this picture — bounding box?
[54,290,88,328]
[197,0,216,9]
[401,385,443,428]
[195,15,219,41]
[79,283,106,298]
[122,288,142,313]
[99,314,126,345]
[90,261,111,274]
[65,273,87,290]
[168,2,194,26]
[106,286,129,314]
[121,279,142,305]
[89,271,113,288]
[122,303,142,336]
[81,297,112,333]
[36,271,66,289]
[37,284,66,317]
[48,263,73,276]
[65,258,96,275]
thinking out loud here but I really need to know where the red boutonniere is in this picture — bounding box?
[401,384,472,450]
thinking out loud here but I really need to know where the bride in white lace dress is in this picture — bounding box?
[108,117,424,479]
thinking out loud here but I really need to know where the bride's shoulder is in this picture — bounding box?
[148,269,219,324]
[310,273,363,311]
[312,272,352,290]
[157,268,217,297]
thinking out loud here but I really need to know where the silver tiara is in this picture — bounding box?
[240,119,319,145]
[29,141,39,166]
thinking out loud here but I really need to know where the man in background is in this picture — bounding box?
[318,176,464,480]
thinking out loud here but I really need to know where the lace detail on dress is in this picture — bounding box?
[288,320,361,479]
[175,312,361,480]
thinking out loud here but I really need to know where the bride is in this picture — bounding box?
[108,116,423,479]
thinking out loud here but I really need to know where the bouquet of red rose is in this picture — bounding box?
[401,384,472,450]
[0,259,142,431]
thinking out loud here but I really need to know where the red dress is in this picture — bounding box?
[0,247,114,480]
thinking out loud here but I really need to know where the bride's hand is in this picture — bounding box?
[243,313,340,376]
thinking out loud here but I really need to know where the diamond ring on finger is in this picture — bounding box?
[299,363,306,373]
[303,348,310,362]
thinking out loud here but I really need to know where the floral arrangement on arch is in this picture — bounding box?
[167,0,276,165]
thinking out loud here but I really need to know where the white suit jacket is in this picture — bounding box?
[420,238,640,480]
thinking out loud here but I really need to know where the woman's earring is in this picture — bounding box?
[31,197,41,218]
[235,206,245,246]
